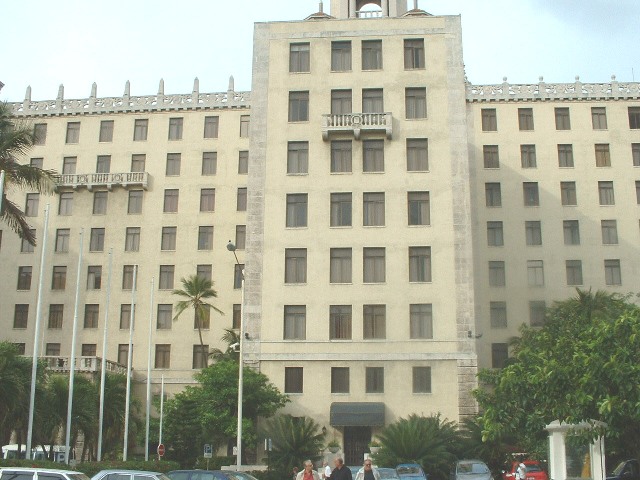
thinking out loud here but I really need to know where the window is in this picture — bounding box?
[90,228,105,252]
[21,230,35,253]
[330,193,352,227]
[93,191,107,215]
[164,189,179,213]
[99,120,114,142]
[117,344,130,365]
[490,301,507,328]
[362,39,382,70]
[605,259,621,285]
[55,228,70,253]
[202,152,217,175]
[566,260,583,286]
[629,107,640,129]
[82,344,97,356]
[487,221,504,246]
[558,144,574,167]
[601,220,618,245]
[595,144,611,167]
[30,157,43,168]
[235,225,246,250]
[632,144,640,166]
[122,265,136,290]
[523,182,540,207]
[331,41,351,71]
[485,183,501,207]
[598,181,615,205]
[14,304,29,328]
[198,226,214,250]
[483,145,499,169]
[362,140,384,172]
[34,123,47,145]
[366,367,384,393]
[161,226,177,251]
[412,366,431,393]
[133,119,148,141]
[330,305,352,339]
[481,109,497,131]
[48,304,64,329]
[286,193,307,227]
[409,246,431,282]
[592,107,608,129]
[62,156,77,174]
[128,190,143,214]
[238,151,249,174]
[51,266,67,290]
[362,88,383,113]
[237,187,248,211]
[240,115,250,137]
[234,264,244,289]
[58,192,73,216]
[17,266,32,290]
[289,91,309,122]
[555,107,571,130]
[525,221,542,245]
[285,248,307,283]
[168,117,183,140]
[637,181,640,204]
[563,220,580,245]
[407,139,428,171]
[529,301,546,327]
[204,116,219,138]
[331,140,352,173]
[492,344,509,369]
[408,191,430,225]
[200,188,216,212]
[166,153,181,176]
[66,122,80,143]
[46,343,61,356]
[159,265,175,290]
[331,90,352,115]
[363,192,385,226]
[25,193,39,216]
[284,305,306,340]
[331,367,349,393]
[233,304,241,329]
[130,153,146,172]
[192,345,209,369]
[330,248,352,283]
[518,108,534,131]
[125,227,140,252]
[527,260,545,286]
[287,142,308,174]
[410,304,433,339]
[87,266,102,290]
[363,305,386,339]
[95,155,111,173]
[119,304,132,329]
[363,248,385,283]
[488,261,505,287]
[84,304,99,328]
[155,344,171,368]
[289,43,310,73]
[284,367,304,394]
[405,87,427,119]
[197,264,212,282]
[520,145,537,168]
[404,39,425,69]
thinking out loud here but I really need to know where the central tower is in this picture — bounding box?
[330,0,409,18]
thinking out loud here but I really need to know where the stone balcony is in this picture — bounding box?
[55,171,149,191]
[322,112,393,140]
[43,356,128,375]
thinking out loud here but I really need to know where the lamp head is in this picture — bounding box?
[227,241,236,252]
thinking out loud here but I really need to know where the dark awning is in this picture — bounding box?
[330,402,385,426]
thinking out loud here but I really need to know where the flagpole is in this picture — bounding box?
[158,374,164,461]
[0,170,5,210]
[64,228,84,463]
[97,248,113,461]
[26,204,50,460]
[123,264,138,461]
[145,277,155,461]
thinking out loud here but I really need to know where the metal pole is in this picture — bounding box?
[123,264,138,461]
[97,249,113,461]
[65,228,84,464]
[0,170,5,214]
[236,271,245,470]
[26,203,50,459]
[158,374,164,461]
[145,277,155,461]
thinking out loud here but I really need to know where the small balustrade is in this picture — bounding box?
[42,356,128,375]
[322,112,393,140]
[55,171,149,191]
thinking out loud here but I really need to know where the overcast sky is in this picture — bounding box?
[1,0,639,102]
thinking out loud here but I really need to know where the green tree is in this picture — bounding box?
[172,274,223,367]
[209,328,241,363]
[0,102,56,245]
[476,289,640,462]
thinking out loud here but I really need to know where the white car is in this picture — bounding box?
[90,471,172,480]
[0,467,90,480]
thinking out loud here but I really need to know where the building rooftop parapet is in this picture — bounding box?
[467,76,640,102]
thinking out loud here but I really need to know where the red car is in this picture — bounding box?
[502,461,548,480]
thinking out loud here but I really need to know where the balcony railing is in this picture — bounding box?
[55,171,149,190]
[322,112,393,140]
[43,355,128,375]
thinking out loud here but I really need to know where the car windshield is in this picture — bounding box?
[397,468,421,475]
[524,465,542,473]
[611,462,627,476]
[379,469,400,480]
[458,463,489,474]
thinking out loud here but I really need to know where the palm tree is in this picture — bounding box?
[0,102,56,245]
[173,274,223,367]
[209,328,241,362]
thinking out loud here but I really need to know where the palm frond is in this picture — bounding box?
[1,197,36,245]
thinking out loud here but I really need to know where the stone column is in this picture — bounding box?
[381,0,388,16]
[349,0,356,17]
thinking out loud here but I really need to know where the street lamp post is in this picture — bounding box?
[227,241,244,470]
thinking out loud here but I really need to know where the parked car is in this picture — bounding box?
[378,468,401,480]
[607,460,640,480]
[0,467,90,480]
[397,464,427,480]
[91,471,171,480]
[167,471,259,480]
[451,460,492,480]
[502,461,548,480]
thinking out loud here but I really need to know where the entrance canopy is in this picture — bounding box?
[330,402,385,426]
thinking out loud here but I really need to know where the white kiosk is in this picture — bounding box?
[546,421,606,480]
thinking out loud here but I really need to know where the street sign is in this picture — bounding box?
[204,444,213,459]
[157,444,165,457]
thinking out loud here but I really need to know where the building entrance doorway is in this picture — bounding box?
[344,426,371,466]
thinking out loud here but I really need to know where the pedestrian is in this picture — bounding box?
[292,466,299,480]
[297,460,321,480]
[331,457,353,480]
[516,462,527,480]
[355,459,380,480]
[323,461,332,480]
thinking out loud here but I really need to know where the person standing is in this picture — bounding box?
[331,457,353,480]
[324,461,332,480]
[355,460,380,480]
[516,462,527,480]
[297,460,321,480]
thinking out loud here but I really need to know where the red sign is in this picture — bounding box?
[157,444,165,456]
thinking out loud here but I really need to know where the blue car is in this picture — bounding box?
[397,464,427,480]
